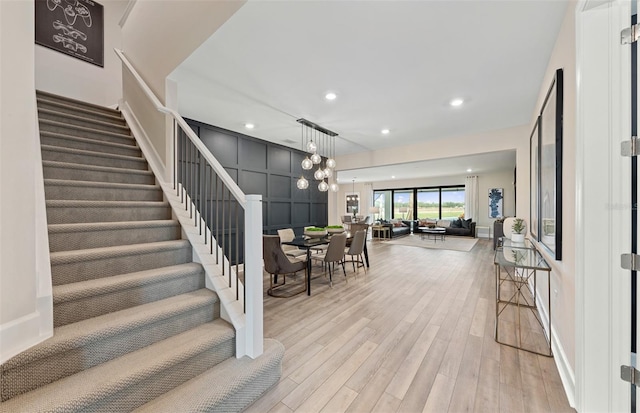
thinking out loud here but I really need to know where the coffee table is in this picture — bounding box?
[419,227,446,242]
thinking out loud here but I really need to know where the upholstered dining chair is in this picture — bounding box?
[262,235,307,297]
[311,232,347,287]
[345,229,367,275]
[277,228,307,259]
[349,223,370,240]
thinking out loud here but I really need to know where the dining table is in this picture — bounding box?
[282,231,369,295]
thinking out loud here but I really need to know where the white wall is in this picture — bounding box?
[526,1,577,399]
[121,1,245,101]
[35,0,128,107]
[0,0,53,364]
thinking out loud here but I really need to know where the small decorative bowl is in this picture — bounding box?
[326,227,345,234]
[304,229,327,238]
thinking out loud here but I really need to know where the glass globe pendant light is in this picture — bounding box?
[330,182,339,192]
[326,158,336,169]
[314,167,325,181]
[318,180,329,192]
[301,157,313,170]
[296,176,309,189]
[323,167,332,178]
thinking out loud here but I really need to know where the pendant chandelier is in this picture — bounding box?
[296,118,339,192]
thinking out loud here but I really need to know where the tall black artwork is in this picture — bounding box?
[35,0,104,67]
[532,68,563,260]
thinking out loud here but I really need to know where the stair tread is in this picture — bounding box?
[41,130,136,148]
[39,118,131,139]
[41,144,146,162]
[53,262,203,304]
[39,107,130,131]
[46,199,169,208]
[48,219,179,234]
[134,339,285,413]
[50,239,190,265]
[3,289,221,370]
[44,178,160,191]
[37,97,124,122]
[1,319,234,411]
[36,90,121,116]
[42,160,154,176]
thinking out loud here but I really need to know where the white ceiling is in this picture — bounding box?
[170,0,568,182]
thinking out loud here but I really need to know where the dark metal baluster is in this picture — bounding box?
[222,185,226,277]
[235,199,239,301]
[203,164,208,244]
[199,155,203,235]
[215,175,220,264]
[189,141,194,218]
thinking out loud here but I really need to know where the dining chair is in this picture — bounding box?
[263,235,307,297]
[341,215,352,231]
[311,232,347,287]
[345,229,367,275]
[349,223,369,240]
[277,228,307,259]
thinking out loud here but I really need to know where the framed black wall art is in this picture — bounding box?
[530,116,540,241]
[537,68,563,260]
[35,0,104,67]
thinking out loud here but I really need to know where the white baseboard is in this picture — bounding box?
[535,292,576,408]
[0,295,53,364]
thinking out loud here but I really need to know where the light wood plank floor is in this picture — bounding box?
[248,237,574,413]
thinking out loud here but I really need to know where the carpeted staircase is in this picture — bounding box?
[0,91,283,412]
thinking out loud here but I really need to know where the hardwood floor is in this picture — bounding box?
[248,237,574,413]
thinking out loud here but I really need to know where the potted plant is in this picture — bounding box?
[325,225,344,234]
[511,218,526,243]
[304,227,328,238]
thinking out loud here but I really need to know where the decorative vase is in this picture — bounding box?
[511,233,525,243]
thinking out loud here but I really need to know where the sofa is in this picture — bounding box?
[374,220,412,238]
[414,218,476,238]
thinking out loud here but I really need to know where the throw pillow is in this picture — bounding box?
[393,222,403,227]
[461,218,472,229]
[451,219,462,228]
[437,220,451,228]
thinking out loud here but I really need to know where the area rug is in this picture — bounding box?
[384,234,479,252]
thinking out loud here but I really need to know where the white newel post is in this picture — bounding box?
[243,194,264,358]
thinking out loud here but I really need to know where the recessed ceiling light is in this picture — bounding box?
[467,168,472,172]
[245,123,255,129]
[450,98,464,107]
[381,129,390,135]
[391,175,396,179]
[325,92,337,101]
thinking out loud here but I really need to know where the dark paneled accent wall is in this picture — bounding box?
[186,119,328,235]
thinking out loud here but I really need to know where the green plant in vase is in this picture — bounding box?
[511,218,526,243]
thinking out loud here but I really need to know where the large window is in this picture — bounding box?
[441,187,465,219]
[375,186,465,221]
[393,190,413,219]
[417,189,440,219]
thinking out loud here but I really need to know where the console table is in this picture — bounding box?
[494,238,552,356]
[371,225,389,240]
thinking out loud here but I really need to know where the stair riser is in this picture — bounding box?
[46,205,171,225]
[51,245,192,285]
[43,164,155,185]
[36,93,120,117]
[45,184,163,202]
[54,272,205,326]
[1,304,223,401]
[39,110,130,134]
[49,225,181,252]
[37,100,125,124]
[95,342,235,412]
[41,135,141,157]
[42,148,147,170]
[40,121,133,145]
